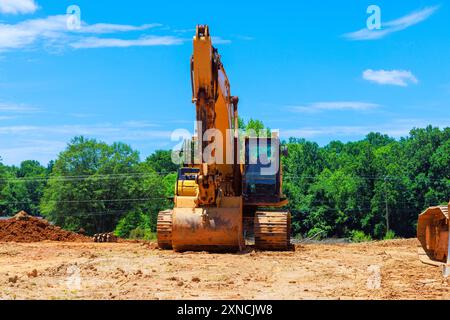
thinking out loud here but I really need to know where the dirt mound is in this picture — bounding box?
[14,210,31,221]
[0,212,91,242]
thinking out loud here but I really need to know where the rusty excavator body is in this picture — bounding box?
[417,201,450,276]
[157,25,291,252]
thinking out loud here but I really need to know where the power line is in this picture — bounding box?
[0,172,447,183]
[0,171,174,183]
[0,197,169,205]
[0,197,431,207]
[282,174,449,182]
[0,206,424,219]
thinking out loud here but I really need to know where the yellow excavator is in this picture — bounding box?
[157,25,291,252]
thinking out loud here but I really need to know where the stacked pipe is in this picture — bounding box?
[93,232,118,243]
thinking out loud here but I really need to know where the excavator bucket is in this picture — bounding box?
[170,197,244,252]
[417,202,450,276]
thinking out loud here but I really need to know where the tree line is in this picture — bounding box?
[0,124,448,240]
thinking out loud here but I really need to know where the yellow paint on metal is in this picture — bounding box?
[177,180,198,197]
[171,197,243,252]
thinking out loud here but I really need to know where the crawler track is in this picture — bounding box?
[254,211,291,250]
[157,210,173,249]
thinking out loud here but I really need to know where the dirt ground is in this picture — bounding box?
[0,239,448,300]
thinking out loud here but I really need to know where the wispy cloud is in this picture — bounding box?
[0,123,172,140]
[78,23,161,34]
[211,36,231,44]
[343,6,439,40]
[173,28,196,34]
[289,101,380,113]
[0,15,182,52]
[0,115,15,120]
[0,102,38,113]
[71,35,183,49]
[0,139,66,165]
[122,120,159,128]
[0,0,38,15]
[282,118,448,140]
[69,113,98,119]
[283,126,371,138]
[0,122,173,164]
[363,69,418,87]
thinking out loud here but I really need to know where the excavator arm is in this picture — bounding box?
[190,25,240,206]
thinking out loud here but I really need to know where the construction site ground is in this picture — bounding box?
[0,239,448,300]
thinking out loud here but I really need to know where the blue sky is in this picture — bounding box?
[0,0,449,165]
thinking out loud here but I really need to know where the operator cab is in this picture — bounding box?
[243,137,285,205]
[177,167,199,181]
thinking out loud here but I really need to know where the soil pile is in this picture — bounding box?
[0,211,91,242]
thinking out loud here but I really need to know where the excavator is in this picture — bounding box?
[417,201,450,276]
[157,25,291,252]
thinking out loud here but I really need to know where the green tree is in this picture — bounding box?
[40,136,167,235]
[144,150,179,175]
[282,138,324,235]
[238,117,271,137]
[0,160,48,216]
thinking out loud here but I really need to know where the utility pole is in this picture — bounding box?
[384,176,389,233]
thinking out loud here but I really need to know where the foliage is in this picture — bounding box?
[0,160,48,216]
[383,230,396,240]
[350,230,372,243]
[0,124,448,241]
[162,173,177,198]
[144,150,179,175]
[283,126,449,239]
[39,137,169,235]
[239,117,271,137]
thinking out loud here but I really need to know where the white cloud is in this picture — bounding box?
[71,35,183,49]
[78,23,161,34]
[0,140,66,165]
[69,113,97,119]
[0,15,181,52]
[289,101,380,113]
[0,0,38,15]
[122,120,158,128]
[211,36,231,44]
[0,123,172,140]
[283,126,369,138]
[281,118,448,140]
[363,69,418,87]
[343,6,439,40]
[0,119,447,165]
[0,122,174,164]
[0,102,38,113]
